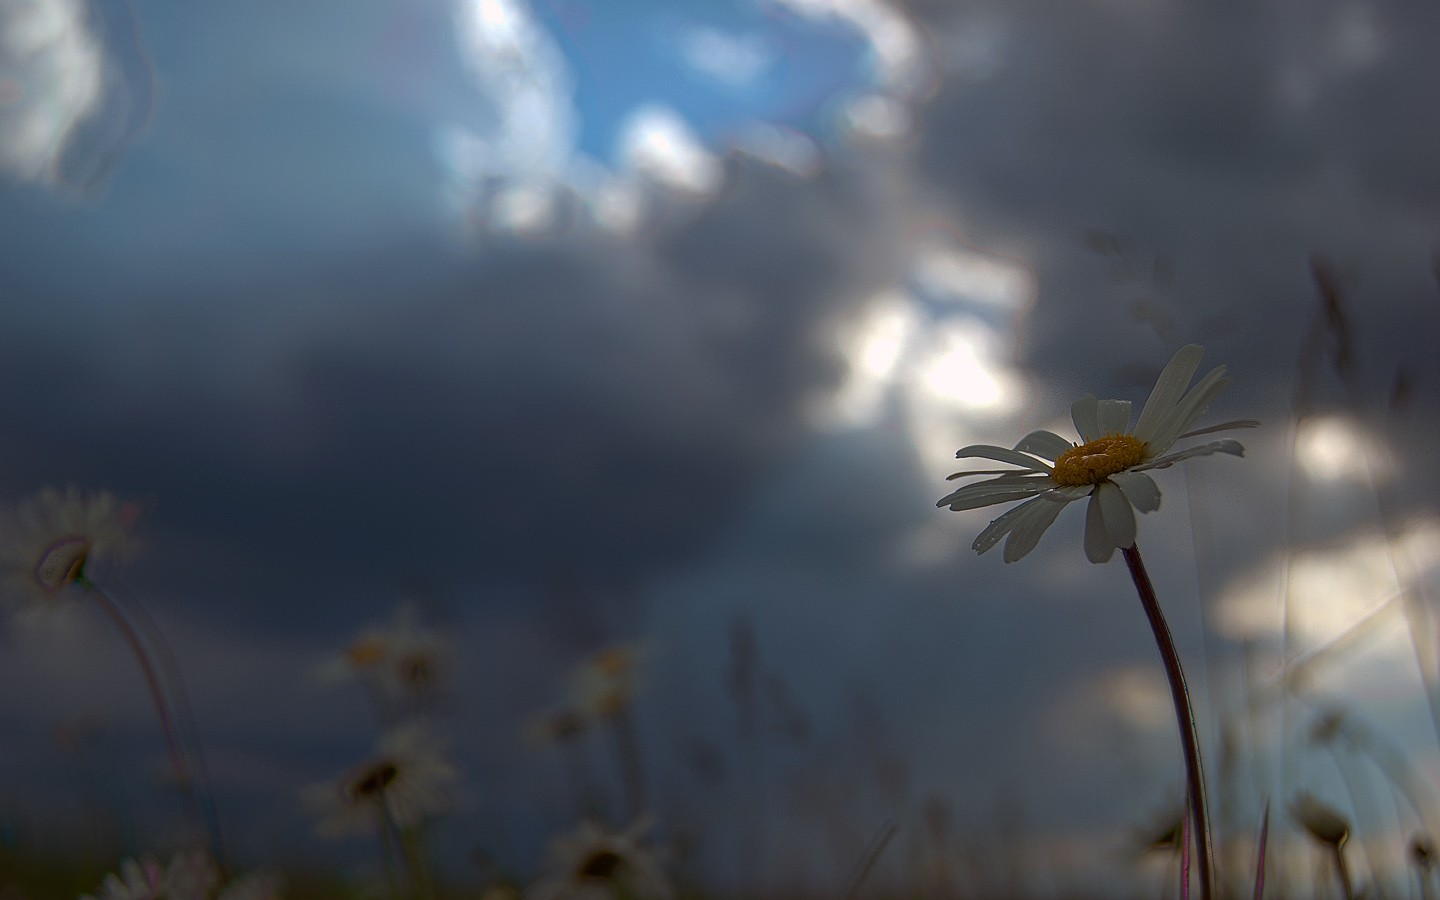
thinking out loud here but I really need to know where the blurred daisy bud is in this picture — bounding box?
[1290,792,1350,848]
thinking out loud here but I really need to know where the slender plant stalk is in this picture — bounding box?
[399,823,437,900]
[1181,796,1192,900]
[1123,544,1214,900]
[112,583,229,875]
[605,706,646,823]
[375,798,404,900]
[1254,802,1270,900]
[83,583,209,848]
[1332,841,1355,900]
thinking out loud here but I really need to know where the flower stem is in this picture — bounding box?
[83,584,205,846]
[1122,544,1214,900]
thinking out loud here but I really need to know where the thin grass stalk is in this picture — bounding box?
[843,820,897,900]
[376,796,405,900]
[605,706,646,824]
[399,824,437,900]
[1123,544,1214,900]
[1253,802,1270,900]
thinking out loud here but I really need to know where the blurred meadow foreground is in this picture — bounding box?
[3,0,1440,898]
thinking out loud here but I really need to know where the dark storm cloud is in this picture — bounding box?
[901,0,1440,505]
[910,1,1440,300]
[0,157,901,624]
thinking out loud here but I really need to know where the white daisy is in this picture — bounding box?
[526,818,674,900]
[567,642,646,722]
[80,851,280,900]
[0,486,136,611]
[303,722,459,837]
[80,855,170,900]
[937,344,1256,564]
[317,602,453,712]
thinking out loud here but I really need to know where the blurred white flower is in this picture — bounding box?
[0,486,136,610]
[937,344,1256,563]
[527,818,673,900]
[523,706,589,748]
[79,851,273,900]
[567,642,646,721]
[80,855,170,900]
[318,602,453,714]
[303,722,459,837]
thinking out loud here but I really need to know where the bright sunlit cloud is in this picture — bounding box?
[915,318,1018,412]
[911,244,1033,313]
[440,0,577,233]
[815,239,1032,484]
[1294,414,1393,485]
[0,0,103,184]
[733,122,822,179]
[439,0,929,234]
[1214,518,1440,654]
[770,0,926,92]
[617,105,722,197]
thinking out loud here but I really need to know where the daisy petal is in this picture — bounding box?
[937,475,1054,511]
[1084,491,1116,564]
[972,496,1039,555]
[1147,367,1229,454]
[1003,494,1068,563]
[1071,395,1101,442]
[1134,439,1244,472]
[1177,419,1260,440]
[954,444,1053,473]
[1096,481,1137,551]
[1014,430,1074,461]
[1109,470,1161,513]
[973,494,1073,556]
[1042,484,1094,502]
[1133,344,1204,444]
[946,467,1041,480]
[1096,399,1132,436]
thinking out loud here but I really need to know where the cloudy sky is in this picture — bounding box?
[2,0,1439,894]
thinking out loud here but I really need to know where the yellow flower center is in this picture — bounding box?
[1052,434,1147,487]
[345,636,387,668]
[592,646,634,677]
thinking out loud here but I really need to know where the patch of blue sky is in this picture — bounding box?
[529,0,872,160]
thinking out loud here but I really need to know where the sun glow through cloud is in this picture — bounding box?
[1215,519,1440,665]
[1294,415,1393,484]
[818,239,1034,494]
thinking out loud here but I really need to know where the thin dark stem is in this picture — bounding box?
[376,797,404,900]
[1182,795,1192,900]
[84,585,198,824]
[1123,544,1214,900]
[109,582,228,874]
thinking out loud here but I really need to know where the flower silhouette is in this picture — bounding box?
[0,486,136,611]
